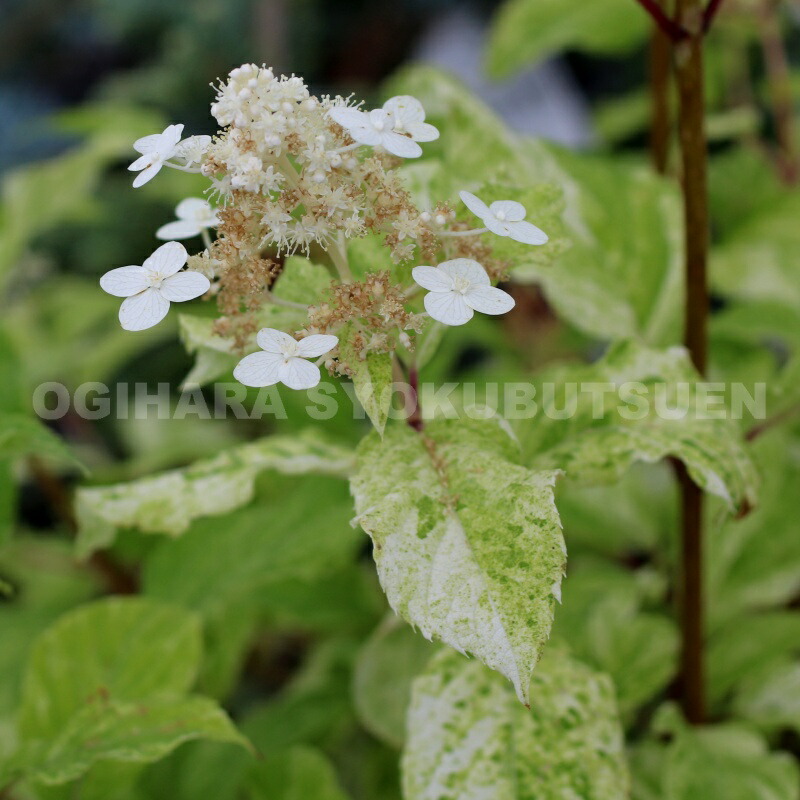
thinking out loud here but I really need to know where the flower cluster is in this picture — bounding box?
[100,64,550,392]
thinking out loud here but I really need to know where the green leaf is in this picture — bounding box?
[520,339,759,514]
[353,617,437,748]
[273,255,332,305]
[17,696,246,786]
[338,323,393,435]
[732,660,800,733]
[0,414,80,468]
[142,476,361,617]
[245,746,350,800]
[403,648,630,799]
[10,597,247,786]
[351,417,565,705]
[486,0,649,79]
[74,430,355,556]
[661,723,799,800]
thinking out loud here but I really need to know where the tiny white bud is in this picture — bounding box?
[312,171,326,184]
[282,101,294,114]
[330,153,342,167]
[238,88,251,100]
[420,211,432,223]
[305,98,317,110]
[345,157,357,170]
[435,214,447,226]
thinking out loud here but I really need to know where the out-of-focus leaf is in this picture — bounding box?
[6,598,247,787]
[520,339,759,514]
[246,746,350,800]
[733,661,800,733]
[352,417,565,706]
[0,414,79,468]
[485,0,649,79]
[403,648,630,799]
[353,617,437,748]
[74,430,355,556]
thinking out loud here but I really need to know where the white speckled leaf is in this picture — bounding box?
[75,430,355,557]
[351,418,565,705]
[520,340,758,513]
[403,648,630,800]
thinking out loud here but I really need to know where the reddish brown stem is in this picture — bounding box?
[650,5,674,174]
[636,0,689,39]
[758,0,798,183]
[674,0,710,724]
[703,0,725,31]
[408,368,423,432]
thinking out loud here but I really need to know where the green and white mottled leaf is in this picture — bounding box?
[403,648,629,800]
[486,0,649,79]
[519,339,758,513]
[245,746,350,800]
[75,430,355,556]
[9,598,247,786]
[351,417,565,705]
[732,660,800,733]
[353,617,437,748]
[338,323,393,435]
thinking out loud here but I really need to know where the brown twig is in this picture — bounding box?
[650,1,674,173]
[746,402,800,441]
[758,0,799,183]
[636,0,690,39]
[703,0,726,31]
[674,0,711,724]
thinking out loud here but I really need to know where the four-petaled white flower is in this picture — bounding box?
[99,242,210,331]
[128,124,185,188]
[234,329,339,390]
[459,191,549,245]
[328,107,422,159]
[382,96,439,143]
[412,258,515,326]
[156,198,219,240]
[173,135,212,165]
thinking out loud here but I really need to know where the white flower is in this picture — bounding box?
[412,258,515,326]
[173,135,212,165]
[99,242,210,331]
[233,329,339,390]
[382,96,439,143]
[459,191,548,245]
[156,198,219,240]
[328,107,422,158]
[128,124,185,188]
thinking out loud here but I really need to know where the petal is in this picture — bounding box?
[329,108,380,145]
[464,285,516,316]
[143,241,188,277]
[484,216,513,237]
[159,271,210,302]
[132,162,162,188]
[380,131,422,159]
[406,121,440,142]
[99,266,149,298]
[424,291,474,326]
[489,200,526,222]
[279,357,321,390]
[233,351,283,387]
[173,135,211,162]
[507,220,549,245]
[459,190,490,222]
[128,154,152,171]
[256,328,296,354]
[156,220,203,240]
[438,258,491,287]
[369,108,395,129]
[175,198,212,220]
[412,266,454,292]
[119,289,170,331]
[296,334,338,358]
[161,123,185,151]
[132,134,163,154]
[383,95,425,126]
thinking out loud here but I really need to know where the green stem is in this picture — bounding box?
[329,232,353,283]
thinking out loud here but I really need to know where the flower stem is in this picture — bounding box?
[201,228,213,250]
[329,231,353,283]
[163,161,203,174]
[265,294,309,311]
[674,0,710,724]
[649,0,673,174]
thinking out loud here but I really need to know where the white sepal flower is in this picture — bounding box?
[99,242,210,331]
[233,329,339,390]
[328,107,422,158]
[128,124,185,188]
[412,259,515,327]
[459,191,548,245]
[173,135,212,165]
[156,198,219,240]
[382,95,439,143]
